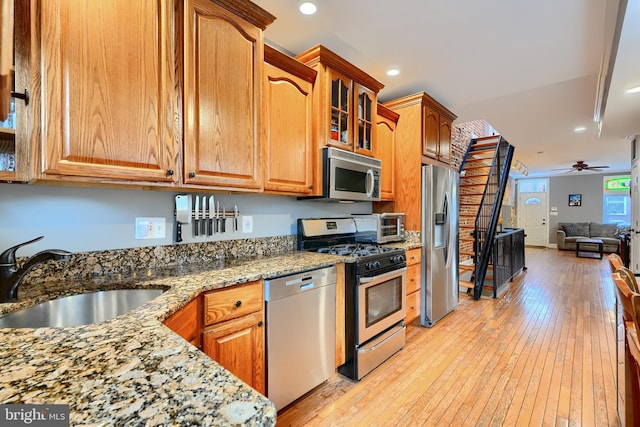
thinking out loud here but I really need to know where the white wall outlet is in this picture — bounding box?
[242,216,253,233]
[135,217,166,239]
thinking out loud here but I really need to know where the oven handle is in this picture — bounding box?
[357,323,406,354]
[359,267,407,284]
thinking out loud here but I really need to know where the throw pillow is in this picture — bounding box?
[562,223,580,237]
[590,222,618,238]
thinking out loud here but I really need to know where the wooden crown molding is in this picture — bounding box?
[296,44,384,92]
[264,45,317,84]
[377,103,400,122]
[212,0,276,30]
[384,91,457,121]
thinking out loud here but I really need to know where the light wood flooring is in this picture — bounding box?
[276,247,619,426]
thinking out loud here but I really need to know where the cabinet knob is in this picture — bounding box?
[308,184,313,189]
[166,169,174,176]
[235,300,242,308]
[188,172,196,178]
[258,321,263,327]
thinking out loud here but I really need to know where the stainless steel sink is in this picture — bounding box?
[0,288,166,328]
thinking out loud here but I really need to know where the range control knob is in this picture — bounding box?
[374,261,381,269]
[391,255,406,264]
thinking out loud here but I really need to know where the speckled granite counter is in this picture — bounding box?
[0,251,348,426]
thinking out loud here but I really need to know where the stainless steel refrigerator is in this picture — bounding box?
[421,164,459,327]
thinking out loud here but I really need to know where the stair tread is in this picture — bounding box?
[459,280,474,289]
[472,135,501,143]
[462,165,492,171]
[471,141,499,149]
[459,264,475,271]
[460,183,487,187]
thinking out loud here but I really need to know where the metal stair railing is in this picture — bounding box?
[470,137,514,299]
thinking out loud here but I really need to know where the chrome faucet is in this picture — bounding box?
[0,236,72,303]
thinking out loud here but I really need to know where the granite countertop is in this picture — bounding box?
[0,251,348,426]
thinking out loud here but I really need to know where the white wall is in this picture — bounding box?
[0,184,372,256]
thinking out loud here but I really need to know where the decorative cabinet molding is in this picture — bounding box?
[375,104,399,201]
[183,0,274,190]
[37,0,178,183]
[263,45,316,195]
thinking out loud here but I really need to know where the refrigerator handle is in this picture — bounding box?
[445,191,453,269]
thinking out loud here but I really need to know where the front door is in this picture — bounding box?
[517,178,549,247]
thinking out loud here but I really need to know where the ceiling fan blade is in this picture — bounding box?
[585,165,609,169]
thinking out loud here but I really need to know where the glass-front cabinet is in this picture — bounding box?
[297,45,383,158]
[355,86,374,155]
[329,71,351,148]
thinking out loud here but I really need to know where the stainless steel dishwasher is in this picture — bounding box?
[264,265,336,410]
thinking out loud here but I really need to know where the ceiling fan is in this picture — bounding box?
[552,160,610,172]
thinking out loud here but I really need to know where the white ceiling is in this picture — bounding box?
[253,0,640,177]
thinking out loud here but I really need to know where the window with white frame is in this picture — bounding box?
[603,175,631,226]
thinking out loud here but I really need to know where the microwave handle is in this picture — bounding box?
[366,169,375,198]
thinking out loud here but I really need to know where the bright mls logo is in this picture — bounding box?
[0,404,69,426]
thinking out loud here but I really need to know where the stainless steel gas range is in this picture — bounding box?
[297,218,407,381]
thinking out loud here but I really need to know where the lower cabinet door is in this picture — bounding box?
[406,289,421,325]
[202,311,265,394]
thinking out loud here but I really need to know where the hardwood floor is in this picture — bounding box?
[276,248,619,426]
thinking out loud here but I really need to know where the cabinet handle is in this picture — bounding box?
[166,169,174,176]
[258,321,263,327]
[235,300,242,308]
[188,172,196,178]
[11,88,29,106]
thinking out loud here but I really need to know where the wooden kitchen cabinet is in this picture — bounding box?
[37,0,178,183]
[405,247,422,326]
[381,92,457,231]
[296,45,383,157]
[0,0,31,183]
[296,45,384,194]
[263,45,316,195]
[422,96,455,164]
[163,296,203,348]
[202,280,265,394]
[183,0,274,190]
[375,104,399,201]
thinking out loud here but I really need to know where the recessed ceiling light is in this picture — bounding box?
[625,85,640,94]
[574,126,586,133]
[299,2,317,15]
[386,68,400,77]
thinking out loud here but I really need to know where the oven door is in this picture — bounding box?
[357,267,406,344]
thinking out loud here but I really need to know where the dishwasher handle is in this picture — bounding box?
[265,266,337,302]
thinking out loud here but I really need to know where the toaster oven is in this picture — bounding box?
[353,213,405,243]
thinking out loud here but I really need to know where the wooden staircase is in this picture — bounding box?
[458,135,514,299]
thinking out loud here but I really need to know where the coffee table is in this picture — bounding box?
[576,238,604,259]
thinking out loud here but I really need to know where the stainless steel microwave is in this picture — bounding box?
[300,147,381,202]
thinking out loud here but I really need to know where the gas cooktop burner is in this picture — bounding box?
[317,243,400,258]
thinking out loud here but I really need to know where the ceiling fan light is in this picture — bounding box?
[299,2,317,15]
[625,85,640,95]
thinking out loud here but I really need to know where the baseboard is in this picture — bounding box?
[548,243,557,249]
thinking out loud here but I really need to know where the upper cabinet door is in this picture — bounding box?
[439,116,452,164]
[354,85,375,157]
[263,46,315,195]
[328,69,353,151]
[39,0,177,183]
[423,103,439,159]
[183,0,265,190]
